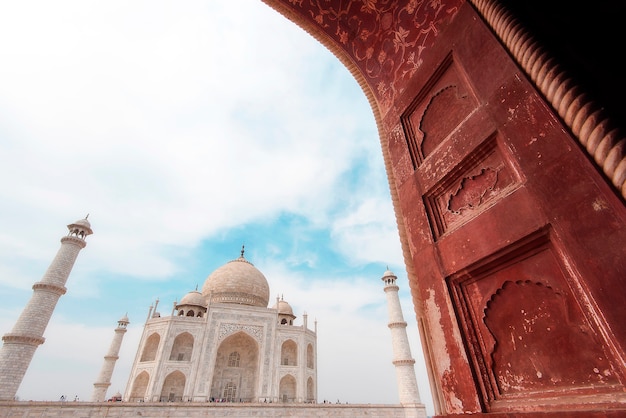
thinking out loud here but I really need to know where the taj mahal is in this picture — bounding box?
[0,0,624,416]
[119,246,318,404]
[0,217,427,418]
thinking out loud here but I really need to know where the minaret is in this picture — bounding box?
[381,268,422,407]
[0,216,93,401]
[92,314,130,402]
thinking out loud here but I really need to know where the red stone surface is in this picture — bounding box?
[265,0,626,416]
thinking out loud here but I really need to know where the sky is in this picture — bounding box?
[0,1,434,415]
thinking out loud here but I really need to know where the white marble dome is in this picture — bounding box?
[179,290,207,307]
[201,253,270,307]
[273,299,294,316]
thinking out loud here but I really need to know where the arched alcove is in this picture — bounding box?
[160,370,186,402]
[279,374,297,403]
[140,333,161,362]
[128,371,150,402]
[211,331,259,402]
[280,339,298,366]
[169,332,194,362]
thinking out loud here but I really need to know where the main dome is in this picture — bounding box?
[201,253,270,308]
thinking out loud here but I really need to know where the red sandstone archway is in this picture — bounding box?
[261,1,626,416]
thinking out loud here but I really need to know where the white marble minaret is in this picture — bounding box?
[92,314,130,402]
[381,268,424,413]
[0,216,92,401]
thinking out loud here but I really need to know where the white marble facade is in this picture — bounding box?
[124,250,317,404]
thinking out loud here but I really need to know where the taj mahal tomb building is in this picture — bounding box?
[123,248,317,404]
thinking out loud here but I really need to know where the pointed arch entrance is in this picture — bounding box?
[211,331,259,402]
[279,374,297,403]
[160,371,186,402]
[128,371,150,402]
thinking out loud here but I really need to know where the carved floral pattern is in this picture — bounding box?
[280,0,462,115]
[218,323,263,344]
[447,167,499,214]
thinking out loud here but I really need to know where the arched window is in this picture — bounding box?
[228,351,240,367]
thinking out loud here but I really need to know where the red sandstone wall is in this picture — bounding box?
[264,1,626,416]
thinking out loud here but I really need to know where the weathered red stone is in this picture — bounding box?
[265,0,626,416]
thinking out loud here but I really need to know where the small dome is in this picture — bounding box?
[274,299,294,316]
[382,268,398,286]
[118,314,129,324]
[201,252,270,308]
[179,290,207,307]
[382,269,396,278]
[74,217,91,229]
[67,216,93,237]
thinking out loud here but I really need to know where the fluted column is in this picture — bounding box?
[0,217,92,401]
[382,269,422,407]
[92,314,129,402]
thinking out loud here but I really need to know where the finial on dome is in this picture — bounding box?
[241,244,245,258]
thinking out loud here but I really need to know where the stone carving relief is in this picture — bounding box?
[485,280,618,394]
[282,0,462,116]
[218,323,263,344]
[447,167,498,214]
[448,233,621,407]
[399,54,521,239]
[419,85,474,158]
[425,136,516,238]
[401,55,479,168]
